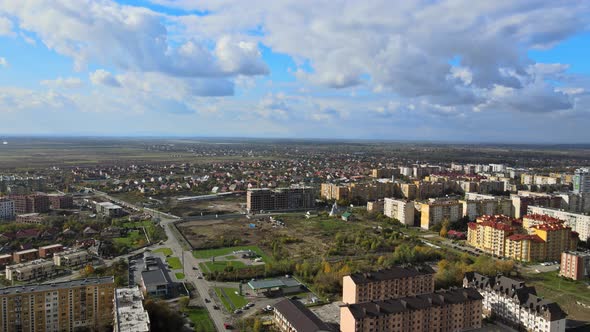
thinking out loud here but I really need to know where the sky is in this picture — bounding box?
[0,0,590,143]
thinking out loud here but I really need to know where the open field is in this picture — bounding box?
[113,230,147,248]
[199,260,247,273]
[193,245,269,260]
[522,271,590,321]
[153,247,173,256]
[214,287,248,311]
[166,257,183,269]
[184,307,216,332]
[168,196,245,217]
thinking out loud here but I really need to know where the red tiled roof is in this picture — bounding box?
[523,214,564,224]
[507,234,544,243]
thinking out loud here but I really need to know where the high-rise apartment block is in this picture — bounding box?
[383,198,414,225]
[247,187,315,212]
[48,194,74,210]
[573,168,590,194]
[419,199,462,230]
[340,288,483,332]
[113,287,150,332]
[560,251,590,280]
[9,194,50,214]
[0,277,114,332]
[342,266,435,304]
[527,205,590,242]
[461,198,511,221]
[0,197,15,220]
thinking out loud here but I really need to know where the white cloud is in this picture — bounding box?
[0,57,7,67]
[0,16,14,36]
[89,70,121,87]
[40,77,83,89]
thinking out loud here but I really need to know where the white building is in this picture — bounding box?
[461,198,512,221]
[95,201,124,217]
[464,272,566,332]
[573,168,590,194]
[0,197,14,220]
[53,249,92,267]
[527,205,590,242]
[114,287,150,332]
[383,198,414,225]
[5,259,56,282]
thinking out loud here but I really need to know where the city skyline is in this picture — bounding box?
[1,1,590,143]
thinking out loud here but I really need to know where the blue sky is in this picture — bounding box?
[0,0,590,143]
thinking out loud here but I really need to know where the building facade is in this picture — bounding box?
[342,266,435,304]
[10,194,50,214]
[340,288,483,332]
[464,272,566,332]
[0,197,15,220]
[573,168,590,194]
[48,194,74,210]
[420,199,463,230]
[273,298,332,332]
[5,259,56,282]
[0,277,114,332]
[560,251,590,280]
[461,198,511,221]
[527,205,590,242]
[383,198,414,225]
[53,249,92,267]
[247,187,315,212]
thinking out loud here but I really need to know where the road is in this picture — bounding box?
[159,217,230,331]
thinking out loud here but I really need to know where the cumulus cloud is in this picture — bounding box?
[0,57,7,67]
[89,70,121,87]
[40,77,84,89]
[0,0,267,78]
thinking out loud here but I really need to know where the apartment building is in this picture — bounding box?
[38,244,64,258]
[0,277,114,332]
[273,298,332,332]
[247,187,315,212]
[461,198,512,221]
[573,168,590,194]
[527,205,590,242]
[366,200,384,213]
[464,272,566,332]
[53,249,92,267]
[15,213,44,224]
[340,287,483,332]
[0,197,15,220]
[560,251,590,280]
[419,199,462,230]
[13,249,39,264]
[113,287,150,332]
[511,193,562,218]
[342,266,435,304]
[371,168,399,179]
[95,202,124,217]
[48,194,74,210]
[5,259,56,282]
[505,233,546,262]
[383,198,414,225]
[467,215,517,257]
[10,194,50,214]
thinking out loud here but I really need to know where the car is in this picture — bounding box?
[213,305,220,310]
[197,275,203,279]
[233,309,242,314]
[224,323,233,329]
[247,302,254,307]
[192,267,198,270]
[205,298,210,303]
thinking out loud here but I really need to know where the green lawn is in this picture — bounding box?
[193,245,270,261]
[184,307,215,332]
[200,260,247,273]
[175,272,185,280]
[153,247,173,256]
[214,287,248,311]
[166,256,183,269]
[113,230,146,248]
[223,255,237,260]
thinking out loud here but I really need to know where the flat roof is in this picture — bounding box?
[15,248,39,255]
[141,269,169,286]
[40,244,63,249]
[274,298,332,331]
[248,277,301,290]
[0,277,113,295]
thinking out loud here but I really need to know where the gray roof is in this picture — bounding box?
[348,265,435,284]
[141,269,170,286]
[0,277,114,296]
[464,272,566,321]
[248,277,301,290]
[274,298,332,332]
[344,287,483,319]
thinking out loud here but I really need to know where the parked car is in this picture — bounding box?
[224,323,233,330]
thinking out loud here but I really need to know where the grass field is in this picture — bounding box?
[175,272,185,280]
[523,271,590,321]
[199,260,247,273]
[166,256,183,269]
[184,307,216,332]
[113,230,147,248]
[192,245,269,261]
[153,247,173,256]
[214,287,248,311]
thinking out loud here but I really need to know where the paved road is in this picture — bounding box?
[159,218,230,331]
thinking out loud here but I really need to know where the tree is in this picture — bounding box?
[144,300,184,332]
[440,222,449,238]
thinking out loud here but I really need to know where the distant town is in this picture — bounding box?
[0,139,588,331]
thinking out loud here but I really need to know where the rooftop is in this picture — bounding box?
[343,288,483,319]
[348,265,435,285]
[274,298,332,332]
[248,277,301,290]
[115,287,150,332]
[0,277,113,295]
[141,269,170,286]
